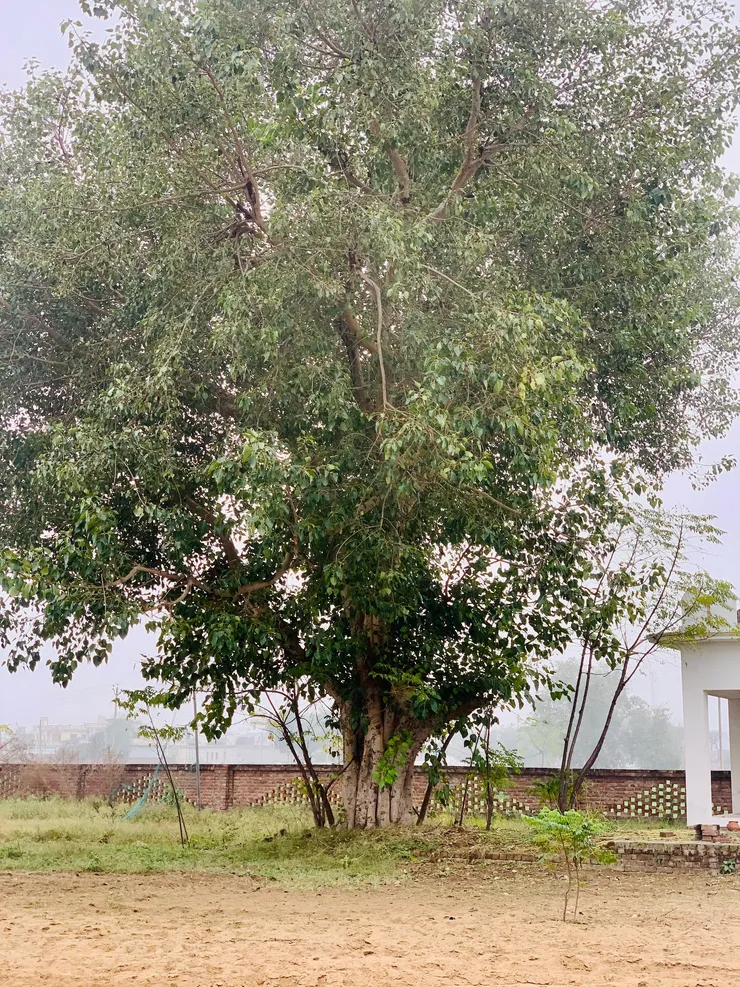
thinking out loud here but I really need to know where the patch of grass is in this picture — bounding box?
[0,797,692,886]
[0,797,547,884]
[0,797,430,884]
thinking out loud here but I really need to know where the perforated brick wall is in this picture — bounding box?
[0,763,732,820]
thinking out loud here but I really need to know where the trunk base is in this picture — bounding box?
[342,756,418,828]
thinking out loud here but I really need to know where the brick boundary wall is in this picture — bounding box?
[0,764,733,819]
[452,841,740,873]
[611,839,740,874]
[437,840,740,873]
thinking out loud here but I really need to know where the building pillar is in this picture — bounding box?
[683,687,713,825]
[728,699,740,814]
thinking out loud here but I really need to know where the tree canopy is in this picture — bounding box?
[1,0,739,825]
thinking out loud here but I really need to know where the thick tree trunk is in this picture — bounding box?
[339,691,428,829]
[342,743,419,827]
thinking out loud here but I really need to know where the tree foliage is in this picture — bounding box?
[1,0,740,825]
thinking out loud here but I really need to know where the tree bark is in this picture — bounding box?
[338,692,428,828]
[342,748,419,827]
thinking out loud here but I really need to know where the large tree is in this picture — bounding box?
[1,0,739,826]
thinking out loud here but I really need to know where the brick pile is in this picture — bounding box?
[695,824,736,844]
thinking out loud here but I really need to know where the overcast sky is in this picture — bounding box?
[1,0,739,730]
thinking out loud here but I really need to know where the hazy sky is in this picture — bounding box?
[1,0,739,730]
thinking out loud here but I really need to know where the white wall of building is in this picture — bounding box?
[680,636,740,824]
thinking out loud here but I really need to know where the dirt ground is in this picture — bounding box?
[1,867,739,987]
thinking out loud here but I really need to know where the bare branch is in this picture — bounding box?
[101,565,200,591]
[159,577,199,610]
[429,86,536,220]
[0,299,70,347]
[72,292,107,315]
[350,0,375,43]
[302,3,351,59]
[443,542,474,596]
[472,487,522,517]
[233,542,297,598]
[55,86,72,164]
[563,639,594,782]
[458,77,482,184]
[337,313,373,413]
[341,307,378,354]
[71,32,247,220]
[629,523,685,650]
[333,160,376,195]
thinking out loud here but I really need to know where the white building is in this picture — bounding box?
[677,599,740,825]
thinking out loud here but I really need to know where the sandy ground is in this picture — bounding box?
[1,867,739,986]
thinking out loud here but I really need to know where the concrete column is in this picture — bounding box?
[683,686,713,825]
[728,699,740,814]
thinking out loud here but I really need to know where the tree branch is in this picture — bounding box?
[341,307,378,354]
[233,543,297,598]
[303,4,351,59]
[349,0,375,43]
[429,78,481,220]
[429,87,536,220]
[55,86,72,164]
[183,496,241,565]
[0,299,72,348]
[472,487,522,517]
[198,64,266,233]
[100,565,205,592]
[360,273,390,410]
[370,120,411,204]
[424,264,476,298]
[337,313,374,413]
[457,77,482,186]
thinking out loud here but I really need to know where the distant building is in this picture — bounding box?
[34,716,113,758]
[18,715,340,765]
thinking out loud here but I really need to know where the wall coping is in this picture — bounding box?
[0,763,712,778]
